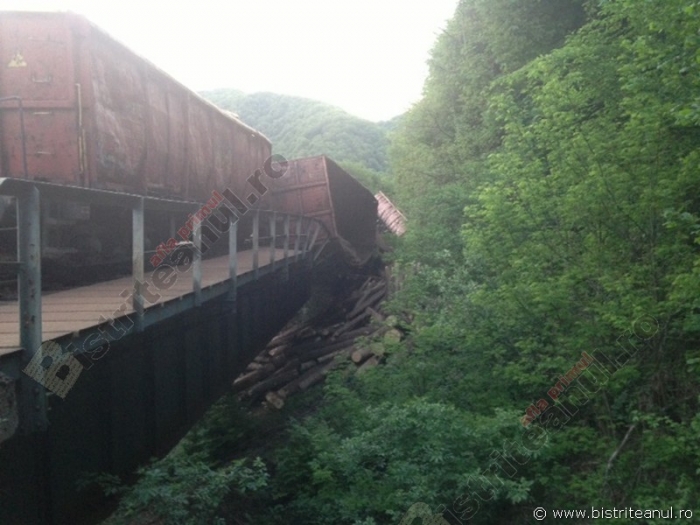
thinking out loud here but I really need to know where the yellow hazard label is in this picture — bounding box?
[8,52,27,68]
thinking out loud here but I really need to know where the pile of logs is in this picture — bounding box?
[233,273,404,409]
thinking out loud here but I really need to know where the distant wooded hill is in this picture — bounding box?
[200,89,399,174]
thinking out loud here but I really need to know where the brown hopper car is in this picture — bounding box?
[267,156,378,265]
[0,11,271,199]
[0,11,273,274]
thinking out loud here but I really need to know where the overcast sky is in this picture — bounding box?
[5,0,458,121]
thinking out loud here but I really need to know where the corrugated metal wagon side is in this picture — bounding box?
[267,155,378,265]
[0,11,272,275]
[0,12,82,182]
[0,11,272,199]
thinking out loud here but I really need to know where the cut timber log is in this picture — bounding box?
[265,391,285,410]
[289,325,381,357]
[367,306,385,323]
[356,356,379,374]
[370,341,385,357]
[333,310,371,337]
[279,360,335,397]
[267,324,303,347]
[358,276,375,293]
[384,315,399,328]
[317,348,353,364]
[299,362,335,391]
[351,346,375,364]
[271,354,287,368]
[276,357,301,374]
[384,329,402,344]
[296,327,317,340]
[349,279,383,306]
[267,345,288,358]
[302,339,356,362]
[245,368,300,401]
[233,364,276,392]
[346,284,386,320]
[300,360,317,372]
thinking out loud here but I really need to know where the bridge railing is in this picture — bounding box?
[0,177,330,432]
[194,207,330,309]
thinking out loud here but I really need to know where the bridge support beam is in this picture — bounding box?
[193,217,202,307]
[17,185,48,432]
[132,197,146,331]
[253,210,259,279]
[228,219,238,306]
[269,211,276,270]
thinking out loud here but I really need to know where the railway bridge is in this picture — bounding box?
[0,173,376,524]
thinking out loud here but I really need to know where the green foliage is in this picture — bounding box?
[339,161,395,195]
[266,398,532,525]
[201,90,392,173]
[106,456,267,525]
[98,397,272,525]
[180,394,260,463]
[391,0,587,259]
[384,0,700,521]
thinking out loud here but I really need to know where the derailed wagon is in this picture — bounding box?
[266,155,378,266]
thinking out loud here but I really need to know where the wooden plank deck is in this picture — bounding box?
[0,248,295,355]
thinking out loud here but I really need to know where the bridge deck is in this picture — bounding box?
[0,248,294,355]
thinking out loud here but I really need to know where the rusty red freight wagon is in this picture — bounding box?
[0,11,273,277]
[267,156,378,266]
[0,11,271,200]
